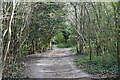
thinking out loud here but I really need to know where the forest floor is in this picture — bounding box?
[22,47,92,80]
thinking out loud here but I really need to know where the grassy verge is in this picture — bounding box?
[75,54,117,75]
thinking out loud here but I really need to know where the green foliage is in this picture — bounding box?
[54,32,65,43]
[2,2,67,78]
[2,1,120,78]
[75,54,117,75]
[70,46,76,52]
[28,2,66,52]
[57,43,71,48]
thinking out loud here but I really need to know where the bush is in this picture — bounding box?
[75,54,117,75]
[57,43,71,48]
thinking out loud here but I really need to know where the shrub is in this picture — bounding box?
[57,43,71,48]
[75,54,117,75]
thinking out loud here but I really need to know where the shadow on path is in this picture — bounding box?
[23,47,92,80]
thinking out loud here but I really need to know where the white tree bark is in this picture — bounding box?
[4,0,16,62]
[0,0,3,79]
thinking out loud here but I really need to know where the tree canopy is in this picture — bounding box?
[0,2,120,79]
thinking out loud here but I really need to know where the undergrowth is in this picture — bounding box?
[75,54,118,75]
[57,43,71,48]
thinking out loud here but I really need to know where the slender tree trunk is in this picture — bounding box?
[32,38,35,54]
[78,4,84,53]
[76,40,80,54]
[35,39,38,51]
[84,5,92,61]
[88,38,92,61]
[76,44,79,54]
[116,20,120,79]
[49,40,52,49]
[71,3,83,54]
[116,2,120,79]
[39,42,42,53]
[0,0,3,79]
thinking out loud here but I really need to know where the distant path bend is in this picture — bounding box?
[23,47,92,79]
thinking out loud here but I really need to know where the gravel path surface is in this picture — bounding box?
[23,47,92,79]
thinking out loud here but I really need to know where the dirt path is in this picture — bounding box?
[23,47,92,79]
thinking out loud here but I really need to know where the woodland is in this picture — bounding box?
[0,1,120,80]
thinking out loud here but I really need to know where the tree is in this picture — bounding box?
[68,2,120,77]
[0,0,3,79]
[2,2,32,78]
[113,2,120,79]
[2,2,66,78]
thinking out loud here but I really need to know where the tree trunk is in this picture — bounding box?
[116,2,120,79]
[76,40,80,54]
[0,0,3,79]
[84,5,92,61]
[35,39,38,51]
[49,40,52,49]
[32,38,35,54]
[88,38,92,61]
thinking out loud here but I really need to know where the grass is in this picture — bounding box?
[75,54,118,75]
[70,46,76,51]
